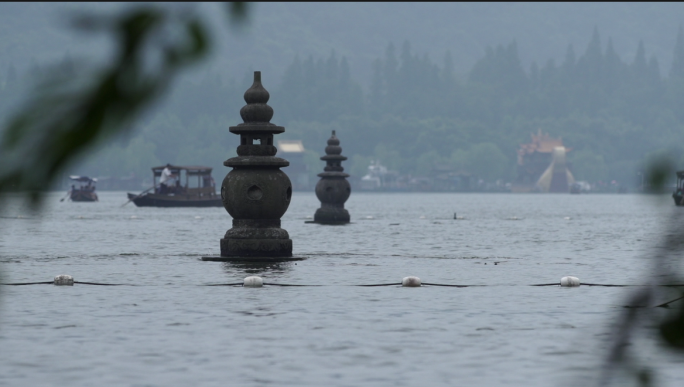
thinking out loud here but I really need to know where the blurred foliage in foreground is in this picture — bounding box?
[0,3,247,207]
[599,157,684,387]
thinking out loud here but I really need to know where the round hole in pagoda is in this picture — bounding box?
[246,185,263,201]
[326,186,334,192]
[286,186,292,202]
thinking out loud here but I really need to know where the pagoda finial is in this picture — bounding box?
[240,71,274,123]
[325,130,342,158]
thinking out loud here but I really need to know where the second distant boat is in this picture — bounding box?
[66,175,98,202]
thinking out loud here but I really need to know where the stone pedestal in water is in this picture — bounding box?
[219,71,293,257]
[310,130,351,224]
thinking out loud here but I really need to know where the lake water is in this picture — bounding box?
[1,191,683,386]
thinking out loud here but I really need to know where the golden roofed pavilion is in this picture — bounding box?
[513,130,572,192]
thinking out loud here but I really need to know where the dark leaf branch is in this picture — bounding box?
[602,160,684,386]
[225,2,250,25]
[0,6,210,207]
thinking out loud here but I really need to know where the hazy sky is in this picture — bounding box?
[1,3,683,85]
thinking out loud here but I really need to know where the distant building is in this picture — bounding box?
[513,130,572,193]
[359,160,405,191]
[430,164,475,192]
[277,140,309,190]
[536,146,575,193]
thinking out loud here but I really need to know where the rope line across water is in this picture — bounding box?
[1,281,131,286]
[531,283,633,287]
[4,278,684,308]
[4,267,684,289]
[4,282,684,287]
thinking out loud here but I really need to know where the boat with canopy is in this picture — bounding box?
[66,176,98,202]
[126,165,222,207]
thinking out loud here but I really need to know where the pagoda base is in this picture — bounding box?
[305,220,350,225]
[220,238,292,257]
[201,255,304,262]
[312,208,350,224]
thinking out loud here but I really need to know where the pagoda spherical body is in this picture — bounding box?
[221,168,292,219]
[315,177,350,205]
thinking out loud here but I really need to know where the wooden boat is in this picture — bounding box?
[673,170,684,206]
[127,165,222,207]
[67,176,98,202]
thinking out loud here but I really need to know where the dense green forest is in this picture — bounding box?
[282,27,684,185]
[2,8,684,188]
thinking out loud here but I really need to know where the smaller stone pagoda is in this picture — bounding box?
[309,130,351,224]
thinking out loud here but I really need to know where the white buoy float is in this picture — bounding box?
[560,276,580,287]
[243,276,264,288]
[402,276,421,287]
[365,216,374,220]
[194,216,202,219]
[54,275,74,286]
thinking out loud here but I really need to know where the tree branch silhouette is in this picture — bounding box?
[0,3,248,207]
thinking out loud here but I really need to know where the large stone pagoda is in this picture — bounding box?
[218,71,293,258]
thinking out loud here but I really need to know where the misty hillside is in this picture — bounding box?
[1,3,684,189]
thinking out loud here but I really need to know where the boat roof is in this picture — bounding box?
[152,165,213,176]
[277,140,305,153]
[69,175,97,182]
[677,170,684,178]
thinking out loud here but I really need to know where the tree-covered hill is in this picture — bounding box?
[1,3,684,189]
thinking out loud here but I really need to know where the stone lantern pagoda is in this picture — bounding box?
[308,130,351,224]
[216,71,293,258]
